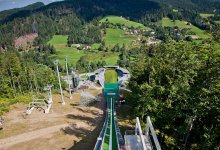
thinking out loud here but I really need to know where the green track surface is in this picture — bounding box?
[105,69,118,84]
[103,99,111,150]
[103,98,118,150]
[112,100,118,150]
[103,69,119,149]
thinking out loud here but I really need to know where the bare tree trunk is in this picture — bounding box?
[17,77,23,95]
[202,124,213,150]
[9,67,17,97]
[217,140,220,150]
[32,69,38,93]
[183,116,196,150]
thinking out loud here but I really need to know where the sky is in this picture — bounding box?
[0,0,63,11]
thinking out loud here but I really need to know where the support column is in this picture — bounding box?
[65,56,72,99]
[54,60,65,105]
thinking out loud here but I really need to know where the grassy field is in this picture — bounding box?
[48,35,68,45]
[48,35,85,65]
[105,69,118,83]
[104,28,135,47]
[50,46,85,65]
[173,9,178,12]
[160,18,189,28]
[48,35,119,66]
[200,13,214,18]
[48,23,141,66]
[215,21,220,24]
[82,51,118,65]
[100,16,151,30]
[91,43,100,50]
[160,18,210,39]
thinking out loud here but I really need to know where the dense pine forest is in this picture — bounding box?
[0,0,220,149]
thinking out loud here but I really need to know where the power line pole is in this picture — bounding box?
[54,60,65,105]
[65,56,72,99]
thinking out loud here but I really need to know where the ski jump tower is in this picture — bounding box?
[94,69,123,150]
[94,68,161,150]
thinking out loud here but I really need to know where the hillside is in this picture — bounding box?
[57,0,160,20]
[0,0,161,49]
[159,17,210,39]
[0,2,44,22]
[100,16,151,30]
[152,0,220,12]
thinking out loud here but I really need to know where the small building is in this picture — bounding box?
[122,27,128,31]
[83,45,91,50]
[134,30,138,34]
[71,44,81,48]
[150,31,155,35]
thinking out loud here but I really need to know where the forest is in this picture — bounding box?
[128,39,220,149]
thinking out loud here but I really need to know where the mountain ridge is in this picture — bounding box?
[0,2,44,22]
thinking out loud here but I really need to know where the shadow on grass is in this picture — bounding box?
[68,115,105,150]
[61,123,89,137]
[75,107,100,116]
[116,104,135,136]
[66,114,98,125]
[65,99,106,150]
[70,103,78,107]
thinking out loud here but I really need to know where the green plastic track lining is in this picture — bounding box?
[102,68,119,150]
[103,98,118,150]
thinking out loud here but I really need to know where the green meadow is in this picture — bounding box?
[48,35,68,45]
[160,18,210,39]
[200,13,214,18]
[48,35,119,66]
[48,16,146,66]
[104,28,135,47]
[100,16,151,30]
[173,9,178,12]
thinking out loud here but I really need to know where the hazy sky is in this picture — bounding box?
[0,0,63,11]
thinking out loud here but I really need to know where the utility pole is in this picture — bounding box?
[65,56,72,99]
[54,60,65,105]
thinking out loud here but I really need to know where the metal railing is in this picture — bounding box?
[136,117,148,150]
[124,116,161,150]
[94,101,109,150]
[145,116,161,150]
